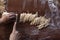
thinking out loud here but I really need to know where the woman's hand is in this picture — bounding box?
[0,12,16,23]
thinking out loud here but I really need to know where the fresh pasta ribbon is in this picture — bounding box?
[19,12,50,29]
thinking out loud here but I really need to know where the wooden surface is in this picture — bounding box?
[6,0,49,16]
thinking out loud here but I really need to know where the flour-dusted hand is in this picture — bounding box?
[0,12,16,23]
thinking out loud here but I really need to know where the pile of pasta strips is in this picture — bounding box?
[20,12,50,29]
[0,0,5,13]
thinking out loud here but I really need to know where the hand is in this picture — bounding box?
[1,12,16,22]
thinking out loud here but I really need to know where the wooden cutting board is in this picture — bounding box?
[6,0,49,16]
